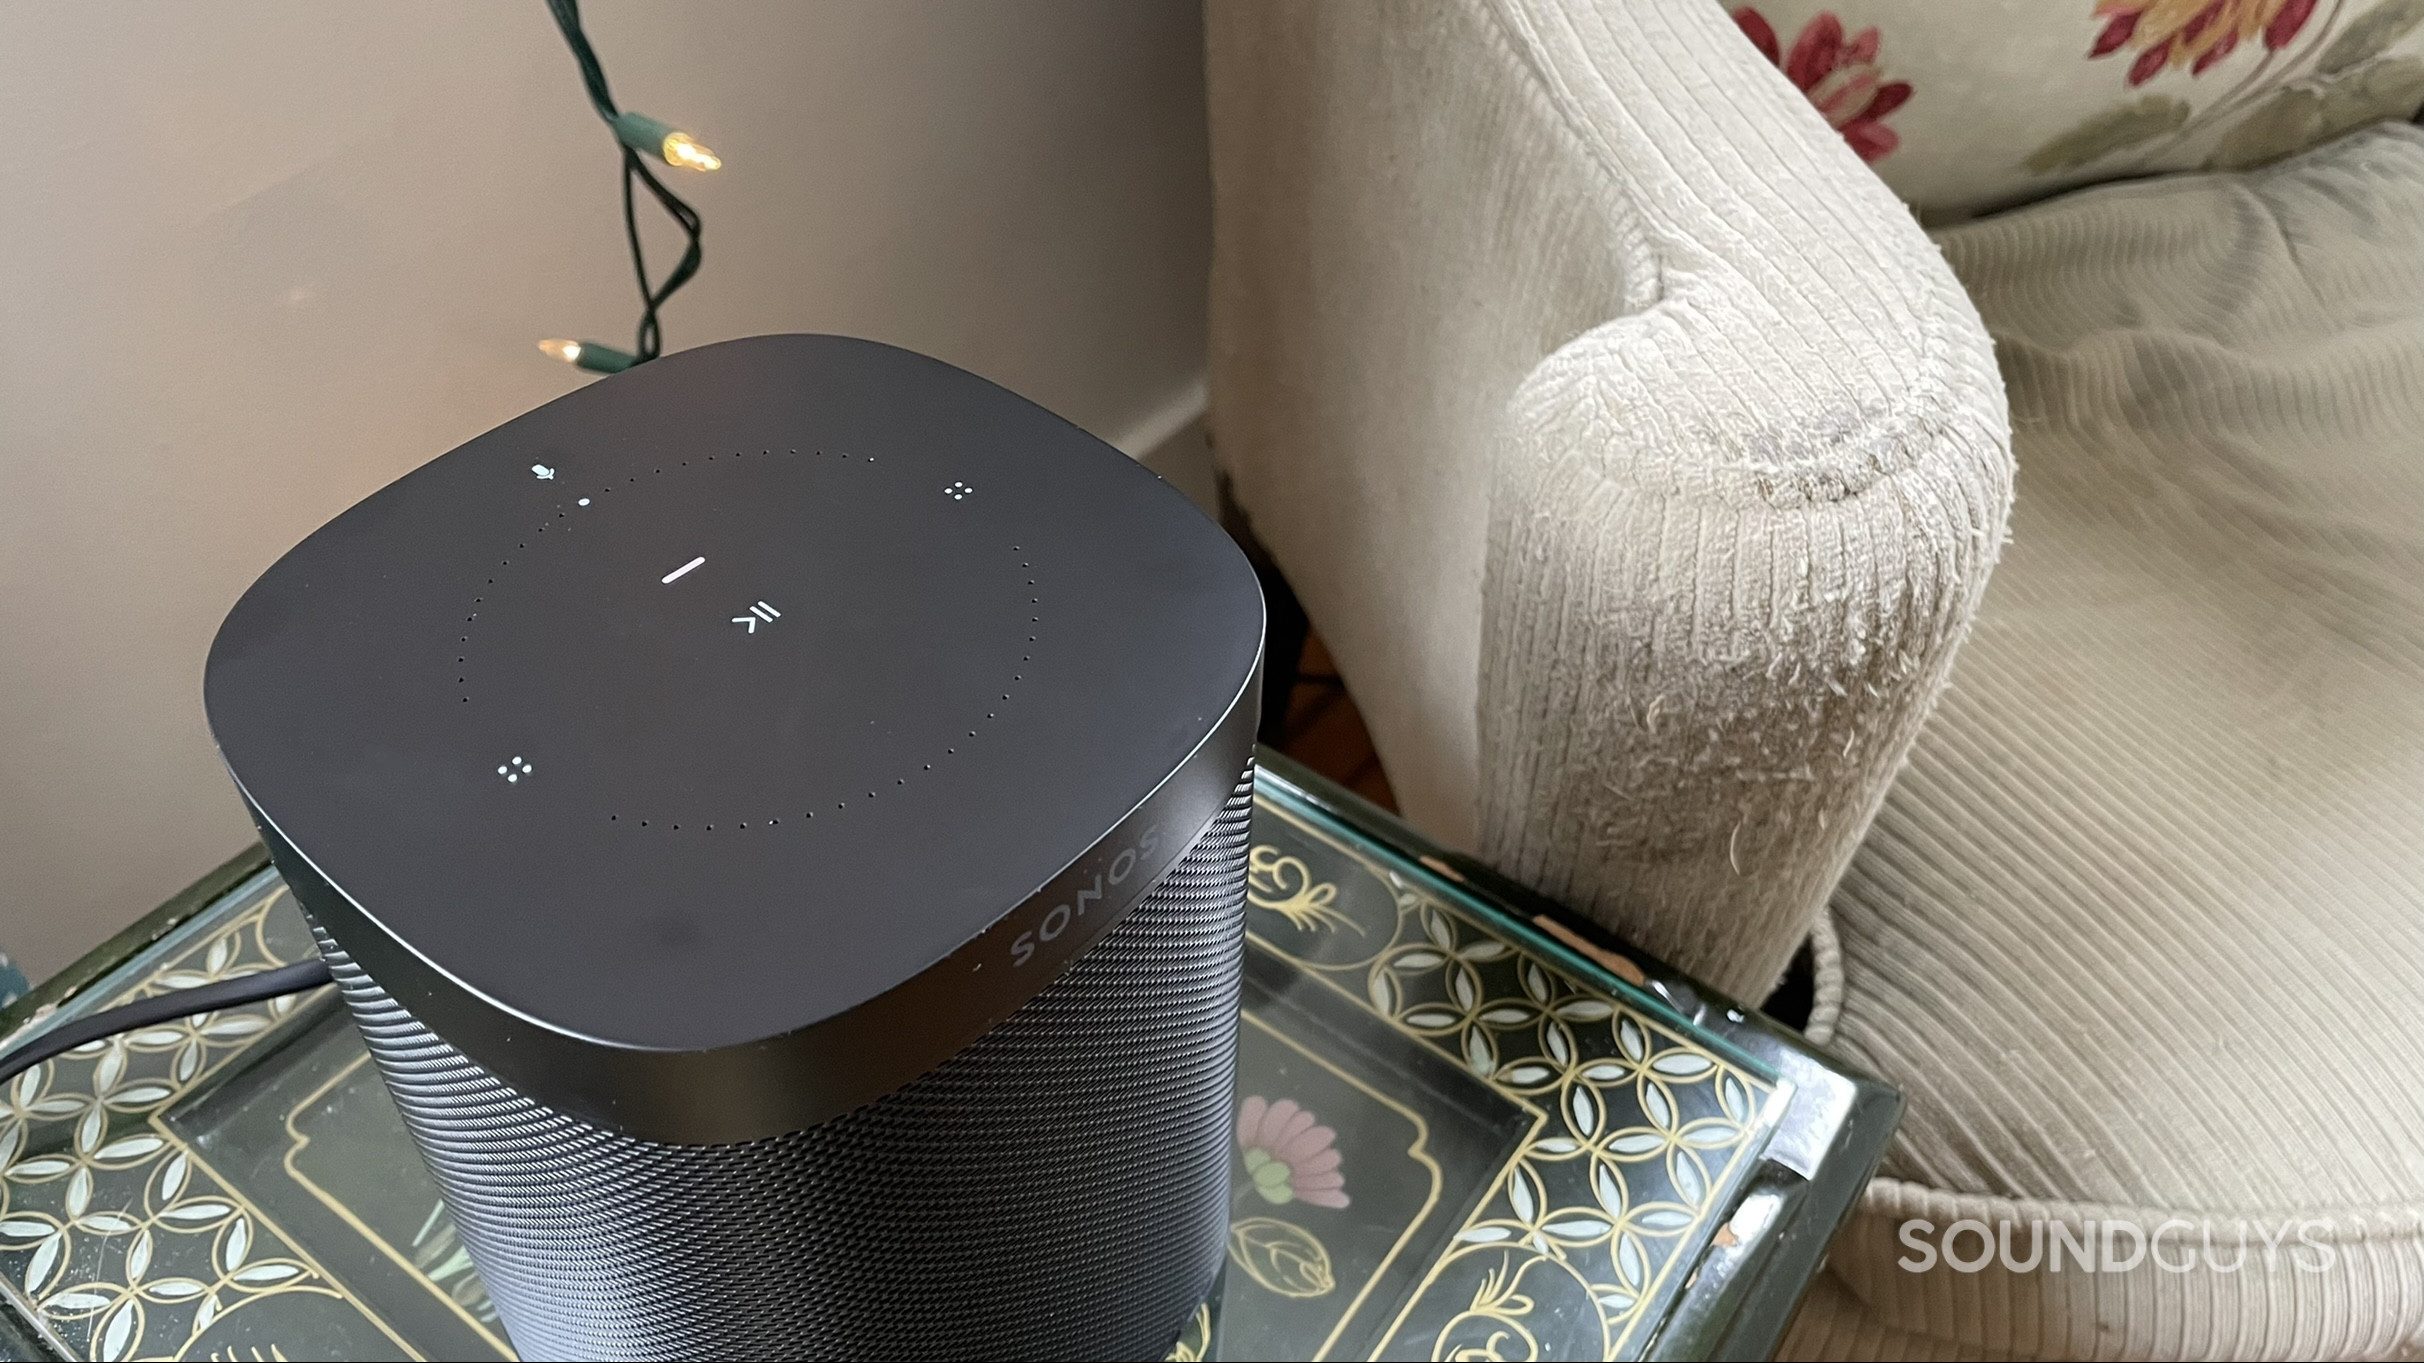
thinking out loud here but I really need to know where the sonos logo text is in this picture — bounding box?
[1010,826,1167,966]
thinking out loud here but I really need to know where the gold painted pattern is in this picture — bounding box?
[281,1053,509,1357]
[0,878,399,1362]
[1245,803,1779,1360]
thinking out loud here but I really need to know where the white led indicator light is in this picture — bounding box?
[661,555,706,584]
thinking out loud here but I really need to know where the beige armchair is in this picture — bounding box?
[1208,0,2424,1357]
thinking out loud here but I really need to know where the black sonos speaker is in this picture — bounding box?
[202,335,1264,1359]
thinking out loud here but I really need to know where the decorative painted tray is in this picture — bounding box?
[0,753,1893,1360]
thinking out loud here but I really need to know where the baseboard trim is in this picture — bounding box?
[1112,372,1207,462]
[1115,373,1214,514]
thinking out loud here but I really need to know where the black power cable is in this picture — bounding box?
[0,961,332,1090]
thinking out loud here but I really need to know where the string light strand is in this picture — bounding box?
[541,0,717,370]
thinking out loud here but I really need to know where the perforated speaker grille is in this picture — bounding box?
[309,767,1253,1361]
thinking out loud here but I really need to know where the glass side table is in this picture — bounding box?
[0,751,1895,1361]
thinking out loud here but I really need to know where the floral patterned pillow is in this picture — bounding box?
[1734,0,2424,219]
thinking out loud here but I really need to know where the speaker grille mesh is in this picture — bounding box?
[311,767,1252,1360]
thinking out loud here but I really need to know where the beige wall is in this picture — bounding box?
[0,1,1212,978]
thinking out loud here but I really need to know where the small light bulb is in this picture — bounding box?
[661,131,722,172]
[536,338,637,373]
[612,112,721,172]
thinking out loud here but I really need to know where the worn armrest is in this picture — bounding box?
[1208,0,2012,997]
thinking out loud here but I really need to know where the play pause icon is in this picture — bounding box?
[733,601,781,634]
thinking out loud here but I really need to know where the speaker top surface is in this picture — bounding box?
[205,336,1260,1137]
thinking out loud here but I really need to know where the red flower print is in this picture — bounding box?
[2089,0,2319,85]
[1734,9,1912,163]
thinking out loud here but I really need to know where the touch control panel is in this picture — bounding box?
[459,446,1040,836]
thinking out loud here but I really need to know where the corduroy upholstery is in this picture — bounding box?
[1208,0,2424,1355]
[1786,124,2424,1361]
[1207,0,2013,1006]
